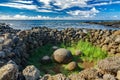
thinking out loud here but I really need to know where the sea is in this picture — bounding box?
[0,20,120,30]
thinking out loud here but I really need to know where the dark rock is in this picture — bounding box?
[0,51,6,58]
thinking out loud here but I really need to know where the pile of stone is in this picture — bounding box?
[0,23,20,34]
[0,24,120,80]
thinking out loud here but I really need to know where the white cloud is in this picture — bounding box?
[53,0,88,9]
[0,3,37,10]
[38,0,52,8]
[13,1,33,4]
[0,14,51,20]
[37,0,89,9]
[67,7,99,18]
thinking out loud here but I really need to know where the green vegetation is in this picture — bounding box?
[28,40,107,76]
[61,40,107,62]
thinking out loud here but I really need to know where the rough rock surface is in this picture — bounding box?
[22,65,40,80]
[0,60,18,80]
[97,56,120,73]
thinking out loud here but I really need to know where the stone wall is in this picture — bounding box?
[1,24,120,80]
[1,25,120,68]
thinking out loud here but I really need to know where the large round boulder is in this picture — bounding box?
[53,48,73,64]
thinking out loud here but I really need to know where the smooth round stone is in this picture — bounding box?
[53,48,73,64]
[75,50,82,56]
[66,61,78,71]
[40,55,52,64]
[52,46,59,51]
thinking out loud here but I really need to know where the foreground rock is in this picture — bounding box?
[22,65,40,80]
[0,60,18,80]
[41,74,69,80]
[53,48,73,63]
[97,56,120,74]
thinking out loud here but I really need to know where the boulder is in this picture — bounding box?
[97,56,120,73]
[53,48,73,63]
[103,74,116,80]
[66,61,78,71]
[41,74,69,80]
[22,65,40,80]
[78,68,98,80]
[0,60,18,80]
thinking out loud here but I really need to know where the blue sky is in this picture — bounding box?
[0,0,120,20]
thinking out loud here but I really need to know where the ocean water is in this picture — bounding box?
[0,20,119,30]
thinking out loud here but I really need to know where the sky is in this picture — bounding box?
[0,0,120,20]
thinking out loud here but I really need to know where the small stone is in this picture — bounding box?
[66,61,78,71]
[75,50,82,56]
[22,65,40,80]
[52,46,59,51]
[40,55,52,64]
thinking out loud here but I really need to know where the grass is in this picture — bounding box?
[60,40,107,62]
[28,40,107,76]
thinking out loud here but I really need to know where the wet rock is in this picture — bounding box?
[53,48,73,63]
[0,60,18,80]
[22,65,40,80]
[66,61,78,71]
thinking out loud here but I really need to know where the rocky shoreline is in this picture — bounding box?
[0,23,120,80]
[85,21,120,28]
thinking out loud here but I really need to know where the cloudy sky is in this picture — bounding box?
[0,0,120,20]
